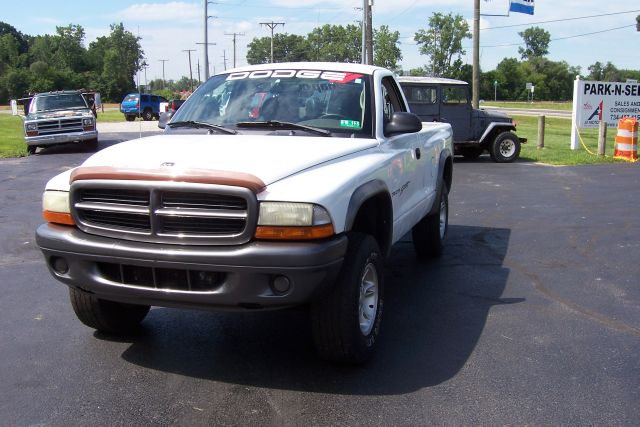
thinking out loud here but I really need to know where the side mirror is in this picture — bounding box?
[385,112,422,136]
[158,111,172,129]
[94,93,102,110]
[10,99,18,116]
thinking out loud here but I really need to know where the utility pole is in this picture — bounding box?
[158,59,169,89]
[196,41,217,78]
[225,32,245,68]
[197,59,201,83]
[260,21,285,63]
[182,49,196,92]
[365,0,373,65]
[360,2,366,63]
[221,50,228,71]
[472,0,480,109]
[203,1,218,80]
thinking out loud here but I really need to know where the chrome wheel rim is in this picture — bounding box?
[358,263,379,336]
[499,139,516,158]
[439,196,448,239]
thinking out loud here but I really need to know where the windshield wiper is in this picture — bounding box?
[236,120,331,137]
[168,120,237,135]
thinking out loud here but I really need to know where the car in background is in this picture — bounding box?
[11,90,99,154]
[398,76,527,162]
[120,93,168,121]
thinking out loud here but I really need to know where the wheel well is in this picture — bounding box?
[349,193,392,257]
[443,156,453,192]
[481,125,515,146]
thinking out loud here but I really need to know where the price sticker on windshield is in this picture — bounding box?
[339,120,361,129]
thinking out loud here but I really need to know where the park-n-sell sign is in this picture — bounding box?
[574,79,640,128]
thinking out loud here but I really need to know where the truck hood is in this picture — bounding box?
[80,134,378,186]
[27,109,92,120]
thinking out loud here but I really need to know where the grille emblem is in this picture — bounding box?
[160,162,175,167]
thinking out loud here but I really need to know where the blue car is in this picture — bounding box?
[120,93,168,121]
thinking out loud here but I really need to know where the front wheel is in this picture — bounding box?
[69,288,150,334]
[490,132,521,163]
[412,183,448,258]
[27,145,37,155]
[311,233,384,364]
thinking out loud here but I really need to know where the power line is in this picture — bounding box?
[476,24,635,48]
[481,9,640,30]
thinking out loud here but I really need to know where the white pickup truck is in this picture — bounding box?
[36,62,453,364]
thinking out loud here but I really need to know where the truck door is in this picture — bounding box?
[381,77,431,238]
[440,85,472,142]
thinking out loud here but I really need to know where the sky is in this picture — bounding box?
[2,0,639,82]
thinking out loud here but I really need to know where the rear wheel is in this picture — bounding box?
[311,233,384,364]
[125,115,135,122]
[412,183,448,258]
[142,108,153,121]
[490,132,521,163]
[69,288,150,334]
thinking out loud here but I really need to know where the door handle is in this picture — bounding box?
[415,148,421,159]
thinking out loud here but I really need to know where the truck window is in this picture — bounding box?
[442,86,468,105]
[141,95,150,102]
[404,85,437,104]
[151,96,158,102]
[381,77,405,123]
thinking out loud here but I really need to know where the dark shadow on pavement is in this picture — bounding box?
[118,224,517,395]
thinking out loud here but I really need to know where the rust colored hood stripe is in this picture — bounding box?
[70,166,266,193]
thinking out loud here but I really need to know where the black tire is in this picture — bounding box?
[460,147,483,160]
[27,145,37,155]
[311,232,384,364]
[125,115,135,122]
[490,132,521,163]
[412,183,448,258]
[142,108,153,121]
[69,288,150,334]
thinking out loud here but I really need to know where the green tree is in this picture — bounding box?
[0,33,21,74]
[88,23,144,101]
[494,57,526,100]
[307,24,361,63]
[52,24,87,72]
[518,27,550,60]
[414,13,471,77]
[373,25,402,72]
[246,33,310,64]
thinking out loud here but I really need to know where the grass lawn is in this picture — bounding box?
[483,101,573,111]
[513,115,628,165]
[0,115,28,158]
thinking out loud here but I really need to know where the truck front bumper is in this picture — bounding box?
[36,224,347,311]
[26,130,98,147]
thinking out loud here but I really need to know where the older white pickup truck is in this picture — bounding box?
[36,62,453,364]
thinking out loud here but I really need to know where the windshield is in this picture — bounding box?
[171,68,373,136]
[30,93,88,113]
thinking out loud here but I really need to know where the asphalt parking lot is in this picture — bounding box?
[0,133,638,425]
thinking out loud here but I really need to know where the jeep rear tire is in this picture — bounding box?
[490,132,520,163]
[412,183,448,258]
[125,115,136,122]
[311,232,384,364]
[69,288,150,334]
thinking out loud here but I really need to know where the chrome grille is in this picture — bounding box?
[37,118,84,135]
[71,180,257,245]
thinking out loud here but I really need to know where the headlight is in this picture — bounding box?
[256,202,334,240]
[42,190,75,226]
[82,117,93,126]
[26,123,37,131]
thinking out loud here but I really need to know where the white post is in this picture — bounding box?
[570,75,581,150]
